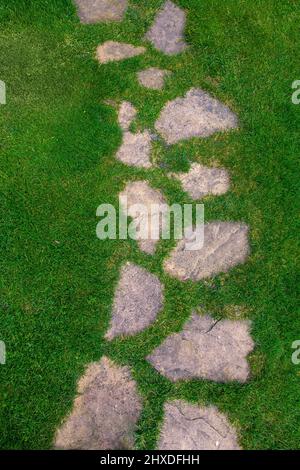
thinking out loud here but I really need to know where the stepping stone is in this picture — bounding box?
[170,163,230,200]
[74,0,128,23]
[96,41,146,64]
[164,221,249,281]
[116,131,152,168]
[119,181,169,254]
[145,1,187,55]
[54,356,142,450]
[147,312,254,383]
[137,68,170,90]
[158,400,241,450]
[118,101,137,131]
[106,263,164,340]
[155,88,238,144]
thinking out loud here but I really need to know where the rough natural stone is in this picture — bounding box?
[155,88,238,144]
[158,400,241,450]
[116,131,153,168]
[137,67,170,90]
[164,222,249,281]
[106,263,164,340]
[96,41,146,64]
[170,163,230,200]
[119,181,169,254]
[148,312,254,383]
[75,0,128,23]
[54,356,142,450]
[118,101,137,131]
[145,1,187,55]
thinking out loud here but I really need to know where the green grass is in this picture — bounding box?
[0,0,299,450]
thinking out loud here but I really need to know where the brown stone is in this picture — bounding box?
[148,312,254,383]
[106,263,164,340]
[158,400,241,450]
[54,357,142,450]
[75,0,128,23]
[96,41,146,64]
[164,222,249,281]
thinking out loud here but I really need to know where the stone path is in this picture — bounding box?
[56,0,254,450]
[137,67,170,90]
[119,181,168,254]
[75,0,128,23]
[158,401,241,450]
[96,41,145,64]
[55,356,142,449]
[116,130,153,168]
[147,312,254,383]
[164,221,249,281]
[145,0,188,55]
[106,262,163,340]
[118,101,137,131]
[169,163,230,200]
[155,88,238,144]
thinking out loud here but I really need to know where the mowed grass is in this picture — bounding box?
[0,0,299,450]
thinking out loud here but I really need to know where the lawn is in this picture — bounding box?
[0,0,299,450]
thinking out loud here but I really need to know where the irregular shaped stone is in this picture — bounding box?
[155,88,238,144]
[145,1,187,55]
[96,41,146,64]
[54,356,142,450]
[116,131,152,168]
[118,101,137,131]
[106,263,164,339]
[164,221,249,281]
[158,400,241,450]
[170,163,230,200]
[75,0,128,23]
[119,181,169,254]
[137,67,170,90]
[148,312,254,383]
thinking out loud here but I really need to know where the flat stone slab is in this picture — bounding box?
[54,356,142,450]
[96,41,146,64]
[155,88,238,144]
[148,312,254,383]
[75,0,128,23]
[119,181,169,254]
[116,131,153,168]
[145,1,187,55]
[158,400,241,450]
[118,101,137,131]
[170,163,230,200]
[106,263,164,340]
[164,221,249,281]
[137,68,170,90]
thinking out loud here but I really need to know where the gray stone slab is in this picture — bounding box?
[118,101,137,131]
[155,88,238,144]
[148,312,254,383]
[170,163,230,200]
[119,181,169,254]
[96,41,146,64]
[54,356,142,450]
[106,262,164,340]
[116,131,153,168]
[75,0,128,23]
[158,400,241,450]
[164,221,249,281]
[137,67,170,90]
[145,1,187,55]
